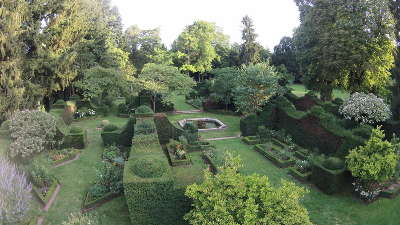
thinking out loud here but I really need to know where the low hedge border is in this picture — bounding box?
[64,129,87,149]
[272,138,287,149]
[185,100,202,109]
[187,142,214,152]
[254,144,295,168]
[81,190,123,211]
[288,167,312,182]
[310,162,347,194]
[242,136,260,145]
[166,146,192,167]
[51,149,81,167]
[32,177,59,206]
[118,113,131,118]
[135,113,154,118]
[294,149,309,160]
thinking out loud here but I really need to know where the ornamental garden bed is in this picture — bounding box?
[48,148,81,167]
[32,177,59,206]
[288,167,312,182]
[187,141,214,152]
[253,144,295,168]
[166,140,192,167]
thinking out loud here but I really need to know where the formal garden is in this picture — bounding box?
[2,0,400,225]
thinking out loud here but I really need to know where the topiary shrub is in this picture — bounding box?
[323,157,345,170]
[124,154,177,225]
[0,157,32,224]
[135,105,153,116]
[70,126,83,134]
[9,110,58,158]
[103,124,119,132]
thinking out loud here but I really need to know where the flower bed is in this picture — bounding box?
[32,177,59,205]
[253,144,295,168]
[49,148,80,166]
[166,145,191,166]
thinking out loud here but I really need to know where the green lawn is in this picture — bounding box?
[39,116,131,225]
[290,84,350,100]
[167,112,241,139]
[170,94,198,111]
[212,138,400,225]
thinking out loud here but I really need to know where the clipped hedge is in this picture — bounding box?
[101,117,136,147]
[153,114,183,145]
[32,177,59,205]
[166,145,191,167]
[64,129,87,149]
[242,136,260,145]
[124,153,177,225]
[288,167,312,182]
[310,162,347,194]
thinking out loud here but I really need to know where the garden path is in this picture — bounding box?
[174,109,203,114]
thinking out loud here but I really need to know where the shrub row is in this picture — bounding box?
[64,129,87,149]
[101,117,136,147]
[253,144,295,168]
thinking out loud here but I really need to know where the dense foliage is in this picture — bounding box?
[0,157,32,225]
[339,92,391,124]
[346,127,398,184]
[185,156,313,225]
[9,110,58,158]
[233,63,284,114]
[294,0,395,100]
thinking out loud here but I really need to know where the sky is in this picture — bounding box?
[110,0,300,50]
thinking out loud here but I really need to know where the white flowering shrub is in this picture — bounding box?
[339,92,391,124]
[9,110,58,158]
[0,157,32,224]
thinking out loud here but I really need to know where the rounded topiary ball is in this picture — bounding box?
[323,157,345,170]
[130,156,168,178]
[103,124,119,132]
[70,126,83,134]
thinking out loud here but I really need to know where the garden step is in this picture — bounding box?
[204,135,240,141]
[174,110,203,114]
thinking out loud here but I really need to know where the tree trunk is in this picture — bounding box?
[320,87,333,101]
[152,95,156,113]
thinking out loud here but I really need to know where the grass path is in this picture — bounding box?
[212,138,400,225]
[39,117,131,225]
[290,84,350,99]
[171,95,198,111]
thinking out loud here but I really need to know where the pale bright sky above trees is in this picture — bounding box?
[110,0,300,50]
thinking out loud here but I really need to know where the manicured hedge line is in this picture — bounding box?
[288,167,312,182]
[242,136,259,145]
[187,141,214,152]
[201,153,218,175]
[32,177,59,205]
[153,113,183,145]
[240,114,263,137]
[118,113,131,118]
[64,129,87,149]
[310,162,347,194]
[253,144,295,168]
[101,117,136,147]
[81,190,122,210]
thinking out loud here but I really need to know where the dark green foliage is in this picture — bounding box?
[135,120,156,135]
[332,98,344,105]
[126,95,140,109]
[29,163,52,188]
[118,103,130,114]
[124,154,180,225]
[70,126,83,134]
[153,114,183,145]
[240,114,262,136]
[103,124,119,132]
[310,161,347,194]
[52,100,66,109]
[64,127,87,149]
[323,157,345,170]
[136,105,153,114]
[119,117,136,147]
[101,129,121,147]
[257,126,271,143]
[183,123,198,144]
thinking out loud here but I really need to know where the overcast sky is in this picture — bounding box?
[110,0,300,50]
